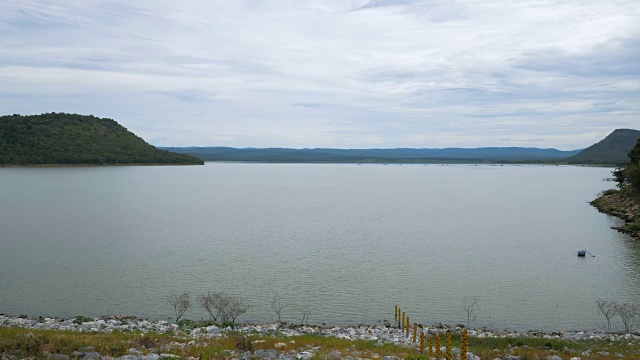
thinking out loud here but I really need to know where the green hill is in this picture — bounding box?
[566,129,640,164]
[0,113,203,165]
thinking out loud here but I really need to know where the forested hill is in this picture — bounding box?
[566,129,640,164]
[0,113,203,165]
[161,146,581,163]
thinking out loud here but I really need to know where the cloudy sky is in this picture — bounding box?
[1,1,638,149]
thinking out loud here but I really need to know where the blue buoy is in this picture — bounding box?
[577,250,586,257]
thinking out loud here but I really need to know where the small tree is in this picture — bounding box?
[198,291,248,323]
[613,138,640,192]
[462,296,480,324]
[227,297,249,323]
[615,303,638,333]
[199,292,230,321]
[596,299,618,331]
[167,291,191,322]
[271,295,285,323]
[299,304,312,325]
[199,292,216,321]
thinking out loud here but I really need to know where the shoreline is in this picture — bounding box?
[0,162,617,167]
[2,314,638,341]
[3,314,640,360]
[591,190,640,240]
[0,162,203,168]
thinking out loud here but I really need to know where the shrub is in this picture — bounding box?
[73,316,93,324]
[232,334,253,352]
[599,189,619,196]
[167,292,191,322]
[198,292,248,323]
[625,222,640,231]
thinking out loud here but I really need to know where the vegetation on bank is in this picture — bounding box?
[592,137,640,238]
[0,113,203,165]
[613,137,640,193]
[2,325,640,360]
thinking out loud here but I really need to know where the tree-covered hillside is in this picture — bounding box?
[0,113,203,165]
[591,137,640,239]
[567,129,640,164]
[614,137,640,193]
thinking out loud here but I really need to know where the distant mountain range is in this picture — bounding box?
[163,129,640,164]
[161,146,582,163]
[1,112,637,165]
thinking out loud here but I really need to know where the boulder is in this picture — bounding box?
[466,353,481,360]
[253,350,277,359]
[295,351,312,360]
[205,325,220,334]
[81,352,103,360]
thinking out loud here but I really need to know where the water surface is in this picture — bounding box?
[0,163,637,331]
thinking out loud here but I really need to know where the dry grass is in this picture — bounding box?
[2,327,640,359]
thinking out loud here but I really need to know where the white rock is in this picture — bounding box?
[205,325,220,334]
[466,352,481,360]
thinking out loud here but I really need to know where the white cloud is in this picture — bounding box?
[0,0,638,149]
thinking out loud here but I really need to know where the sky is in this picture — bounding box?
[1,0,639,149]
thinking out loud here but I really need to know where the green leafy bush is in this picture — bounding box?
[73,316,94,324]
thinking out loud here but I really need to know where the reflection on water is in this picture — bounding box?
[619,231,640,299]
[0,163,637,331]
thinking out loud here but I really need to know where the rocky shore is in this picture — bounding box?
[591,190,640,239]
[2,314,640,360]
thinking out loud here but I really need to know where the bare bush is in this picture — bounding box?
[198,292,248,323]
[614,303,639,333]
[299,304,312,325]
[199,292,229,321]
[462,296,480,324]
[167,291,191,322]
[596,299,618,330]
[233,334,253,352]
[271,295,285,323]
[227,297,249,323]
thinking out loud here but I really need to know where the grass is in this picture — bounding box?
[2,327,640,359]
[599,188,620,197]
[624,222,640,231]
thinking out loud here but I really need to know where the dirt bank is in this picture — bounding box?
[591,190,640,240]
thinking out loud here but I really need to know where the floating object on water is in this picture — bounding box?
[578,250,595,257]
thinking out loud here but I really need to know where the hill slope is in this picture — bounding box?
[567,129,640,164]
[0,113,203,165]
[161,146,580,163]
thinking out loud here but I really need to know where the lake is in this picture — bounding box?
[0,163,637,331]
